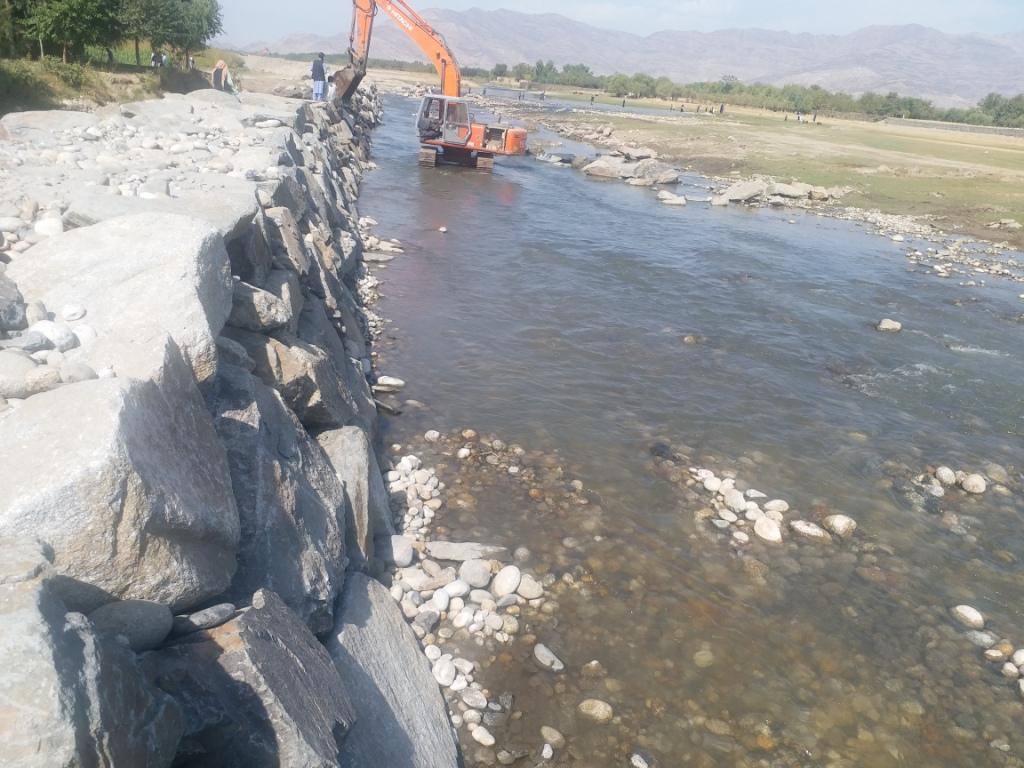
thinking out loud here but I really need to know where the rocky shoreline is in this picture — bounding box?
[0,84,469,766]
[535,116,1024,286]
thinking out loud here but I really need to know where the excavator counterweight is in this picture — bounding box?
[336,0,527,170]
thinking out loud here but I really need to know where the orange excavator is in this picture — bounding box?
[334,0,527,170]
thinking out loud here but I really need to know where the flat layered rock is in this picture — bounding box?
[149,589,354,767]
[425,540,508,562]
[327,573,460,768]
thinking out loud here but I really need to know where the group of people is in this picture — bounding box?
[208,51,334,102]
[151,51,197,71]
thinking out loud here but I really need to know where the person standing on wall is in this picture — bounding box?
[311,53,327,102]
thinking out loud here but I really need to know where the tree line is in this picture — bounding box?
[1,0,222,65]
[490,60,1024,128]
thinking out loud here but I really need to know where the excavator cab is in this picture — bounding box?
[417,96,470,144]
[417,94,527,170]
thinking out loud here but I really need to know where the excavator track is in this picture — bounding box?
[475,154,494,172]
[418,147,438,167]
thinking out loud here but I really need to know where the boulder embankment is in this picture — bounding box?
[0,86,458,766]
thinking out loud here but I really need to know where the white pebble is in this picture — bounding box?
[951,604,984,630]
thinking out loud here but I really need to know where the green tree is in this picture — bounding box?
[27,0,123,62]
[605,73,630,97]
[654,76,675,100]
[510,62,531,81]
[491,62,507,78]
[154,0,222,66]
[121,0,174,65]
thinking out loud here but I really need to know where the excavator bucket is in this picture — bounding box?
[333,65,364,103]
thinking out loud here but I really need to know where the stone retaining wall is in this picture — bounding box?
[0,86,458,767]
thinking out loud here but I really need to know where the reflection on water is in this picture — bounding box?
[364,95,1024,766]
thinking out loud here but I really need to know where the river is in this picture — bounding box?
[361,93,1024,767]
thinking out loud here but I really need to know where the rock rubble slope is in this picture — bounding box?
[0,86,459,766]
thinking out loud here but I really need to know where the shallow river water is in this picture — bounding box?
[362,94,1024,767]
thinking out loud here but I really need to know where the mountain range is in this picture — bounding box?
[238,8,1024,107]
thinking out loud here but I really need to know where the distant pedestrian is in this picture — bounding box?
[161,52,169,68]
[719,102,725,114]
[621,99,625,108]
[150,51,160,69]
[189,56,196,71]
[212,60,236,93]
[311,52,327,102]
[590,94,595,104]
[813,110,817,123]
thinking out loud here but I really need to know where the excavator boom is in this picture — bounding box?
[337,0,460,101]
[334,0,527,170]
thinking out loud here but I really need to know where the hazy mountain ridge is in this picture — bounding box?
[239,9,1024,106]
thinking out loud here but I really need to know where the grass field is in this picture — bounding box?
[542,89,1024,247]
[0,44,237,114]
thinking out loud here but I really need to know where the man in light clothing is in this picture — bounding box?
[311,52,327,102]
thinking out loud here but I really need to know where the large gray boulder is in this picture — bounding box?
[7,212,233,384]
[632,158,680,184]
[208,364,346,634]
[0,264,27,332]
[722,179,768,202]
[227,280,293,333]
[327,574,460,768]
[225,326,361,429]
[0,538,183,768]
[148,588,355,768]
[0,339,239,612]
[62,175,261,245]
[769,181,813,199]
[317,426,394,567]
[297,296,376,430]
[582,155,639,179]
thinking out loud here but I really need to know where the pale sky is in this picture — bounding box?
[218,0,1024,44]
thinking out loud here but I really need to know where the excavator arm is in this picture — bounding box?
[335,0,461,102]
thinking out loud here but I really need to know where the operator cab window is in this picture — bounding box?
[445,101,469,126]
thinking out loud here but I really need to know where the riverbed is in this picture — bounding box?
[363,93,1024,767]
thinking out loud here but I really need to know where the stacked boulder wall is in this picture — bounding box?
[208,363,346,635]
[328,573,461,768]
[0,538,184,767]
[0,341,239,612]
[6,212,234,384]
[0,87,392,766]
[145,588,355,768]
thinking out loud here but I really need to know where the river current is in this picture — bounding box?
[362,94,1024,767]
